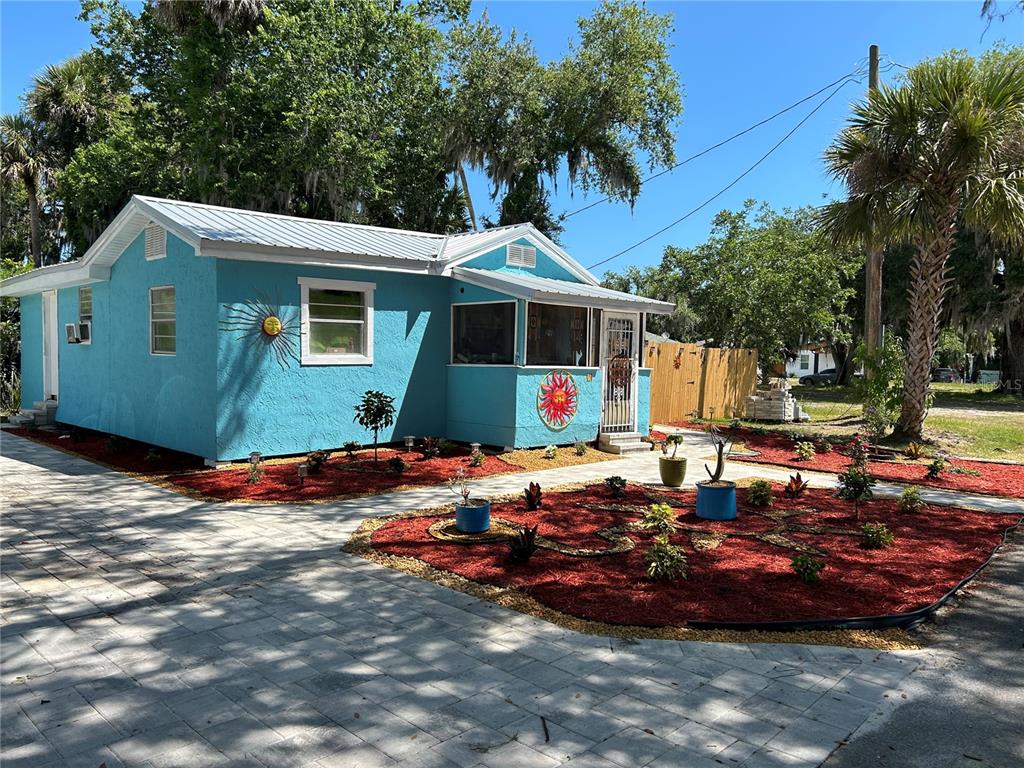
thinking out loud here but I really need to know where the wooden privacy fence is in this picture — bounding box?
[645,340,758,423]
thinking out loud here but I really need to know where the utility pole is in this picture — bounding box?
[864,44,883,363]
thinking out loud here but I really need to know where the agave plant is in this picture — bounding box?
[507,525,539,563]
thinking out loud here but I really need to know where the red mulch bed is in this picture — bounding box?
[369,483,1018,625]
[168,449,520,502]
[6,427,204,474]
[667,422,1024,499]
[6,427,520,502]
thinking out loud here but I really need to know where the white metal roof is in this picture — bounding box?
[0,197,630,298]
[138,197,445,261]
[453,267,675,314]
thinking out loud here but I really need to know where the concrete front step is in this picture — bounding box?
[11,400,58,427]
[598,432,653,455]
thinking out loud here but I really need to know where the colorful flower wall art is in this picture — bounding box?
[537,370,579,429]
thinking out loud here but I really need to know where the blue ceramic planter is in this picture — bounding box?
[696,482,737,521]
[455,501,492,533]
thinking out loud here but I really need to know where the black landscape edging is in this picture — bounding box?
[685,515,1023,632]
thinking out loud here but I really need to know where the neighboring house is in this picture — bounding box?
[785,344,835,378]
[1,196,673,464]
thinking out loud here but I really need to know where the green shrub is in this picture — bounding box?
[861,522,895,549]
[926,456,947,479]
[639,502,677,535]
[543,445,558,459]
[419,436,441,458]
[795,441,816,461]
[469,452,486,468]
[898,486,925,514]
[387,456,408,473]
[836,466,876,520]
[342,440,361,458]
[747,480,774,507]
[438,439,457,457]
[246,460,264,485]
[854,337,906,439]
[791,554,826,583]
[306,450,329,473]
[574,441,588,456]
[144,448,163,464]
[605,476,627,498]
[949,465,981,477]
[645,534,687,581]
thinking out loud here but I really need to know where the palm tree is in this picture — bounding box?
[153,0,265,33]
[27,56,99,166]
[0,114,47,268]
[820,52,1024,439]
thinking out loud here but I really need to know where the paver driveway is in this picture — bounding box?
[2,432,927,768]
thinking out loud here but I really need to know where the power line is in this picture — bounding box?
[562,67,867,221]
[585,74,861,272]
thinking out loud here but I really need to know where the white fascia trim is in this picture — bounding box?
[441,225,600,286]
[202,241,434,274]
[0,262,110,298]
[451,267,675,314]
[133,197,203,249]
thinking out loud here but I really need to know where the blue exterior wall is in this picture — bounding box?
[461,237,580,282]
[215,262,450,460]
[51,232,218,458]
[18,294,43,408]
[514,367,602,447]
[637,368,651,434]
[445,366,518,447]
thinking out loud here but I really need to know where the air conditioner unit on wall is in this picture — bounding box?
[78,321,91,344]
[65,323,80,344]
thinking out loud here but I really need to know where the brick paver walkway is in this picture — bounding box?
[0,431,983,767]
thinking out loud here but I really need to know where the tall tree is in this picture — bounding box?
[820,48,1024,437]
[0,115,47,267]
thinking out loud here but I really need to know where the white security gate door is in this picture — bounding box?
[42,290,59,399]
[601,312,638,433]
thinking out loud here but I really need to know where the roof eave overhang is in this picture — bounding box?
[199,239,435,274]
[441,226,600,286]
[452,267,675,315]
[0,262,111,298]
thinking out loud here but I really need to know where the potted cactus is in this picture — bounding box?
[449,469,491,533]
[696,426,736,520]
[658,433,687,488]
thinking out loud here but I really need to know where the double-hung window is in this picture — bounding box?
[298,277,374,365]
[78,287,93,344]
[150,286,176,355]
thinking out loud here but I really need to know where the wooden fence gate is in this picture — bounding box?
[645,340,758,423]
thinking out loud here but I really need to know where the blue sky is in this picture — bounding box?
[2,1,1021,275]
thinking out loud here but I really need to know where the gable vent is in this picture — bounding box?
[144,223,167,261]
[506,243,536,268]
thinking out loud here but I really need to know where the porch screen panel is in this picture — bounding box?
[526,303,588,366]
[309,288,365,355]
[452,302,515,364]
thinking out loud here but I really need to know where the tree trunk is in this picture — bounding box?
[1000,306,1024,392]
[896,214,958,439]
[26,181,41,269]
[458,163,477,232]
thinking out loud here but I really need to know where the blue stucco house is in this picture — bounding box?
[2,196,673,464]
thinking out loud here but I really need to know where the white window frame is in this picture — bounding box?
[450,300,518,366]
[150,285,176,356]
[298,276,375,365]
[144,223,167,261]
[799,353,810,370]
[77,287,93,345]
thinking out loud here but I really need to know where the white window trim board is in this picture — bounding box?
[149,285,176,356]
[297,276,375,365]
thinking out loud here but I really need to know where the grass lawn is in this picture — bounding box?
[736,382,1024,463]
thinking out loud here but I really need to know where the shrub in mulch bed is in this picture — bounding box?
[362,482,1018,626]
[6,426,203,474]
[168,448,520,502]
[668,422,1024,499]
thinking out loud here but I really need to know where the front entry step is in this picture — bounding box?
[598,432,651,456]
[9,400,58,428]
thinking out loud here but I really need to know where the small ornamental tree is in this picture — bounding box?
[353,390,396,463]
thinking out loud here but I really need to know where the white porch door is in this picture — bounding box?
[600,312,638,433]
[42,290,59,400]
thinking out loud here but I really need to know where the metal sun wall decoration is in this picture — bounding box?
[220,293,299,369]
[537,370,579,430]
